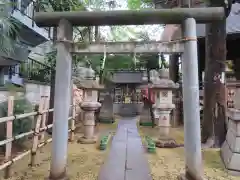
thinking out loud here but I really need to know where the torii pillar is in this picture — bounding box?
[49,19,72,180]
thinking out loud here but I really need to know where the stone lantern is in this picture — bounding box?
[150,69,179,147]
[77,67,104,144]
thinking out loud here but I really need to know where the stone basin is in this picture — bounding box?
[153,104,175,110]
[80,101,101,111]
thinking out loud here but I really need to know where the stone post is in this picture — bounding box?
[78,67,102,144]
[156,105,175,138]
[79,101,101,144]
[150,69,178,147]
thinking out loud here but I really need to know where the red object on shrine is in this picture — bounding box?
[141,88,155,104]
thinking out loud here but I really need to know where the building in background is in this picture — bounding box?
[0,0,52,86]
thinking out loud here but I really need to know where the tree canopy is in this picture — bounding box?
[34,0,166,83]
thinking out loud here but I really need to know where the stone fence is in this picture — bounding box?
[221,108,240,176]
[226,80,240,109]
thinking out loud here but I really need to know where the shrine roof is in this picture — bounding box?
[73,76,104,90]
[111,71,146,84]
[161,2,240,41]
[197,3,240,37]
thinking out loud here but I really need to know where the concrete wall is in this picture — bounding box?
[0,80,50,106]
[24,80,50,106]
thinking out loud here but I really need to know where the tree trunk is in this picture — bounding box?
[147,69,155,128]
[202,6,227,147]
[233,58,240,80]
[169,54,179,82]
[47,27,57,134]
[95,26,101,124]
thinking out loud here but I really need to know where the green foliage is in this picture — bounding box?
[0,0,21,55]
[127,0,142,9]
[44,50,89,71]
[226,60,233,71]
[159,54,169,69]
[38,0,161,83]
[0,98,33,144]
[4,82,25,92]
[37,0,85,11]
[127,0,153,9]
[145,136,156,153]
[99,133,111,150]
[38,0,90,41]
[141,54,159,70]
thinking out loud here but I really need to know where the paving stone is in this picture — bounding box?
[227,169,240,176]
[98,133,127,180]
[221,141,232,167]
[228,152,240,171]
[226,129,237,152]
[98,117,152,180]
[228,119,240,136]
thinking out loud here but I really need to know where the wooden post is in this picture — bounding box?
[40,96,49,143]
[30,96,44,166]
[4,96,14,178]
[233,58,240,80]
[70,97,76,142]
[202,0,227,147]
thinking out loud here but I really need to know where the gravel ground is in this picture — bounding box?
[0,122,117,180]
[1,120,236,180]
[139,126,239,180]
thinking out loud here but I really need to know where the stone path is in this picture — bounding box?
[98,117,152,180]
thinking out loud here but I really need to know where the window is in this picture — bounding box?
[162,91,168,97]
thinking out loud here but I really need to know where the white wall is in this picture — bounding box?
[0,91,24,103]
[25,82,50,106]
[0,82,50,106]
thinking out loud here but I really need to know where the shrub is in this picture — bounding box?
[0,97,34,145]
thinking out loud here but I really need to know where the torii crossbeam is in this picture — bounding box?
[72,41,184,54]
[34,7,225,26]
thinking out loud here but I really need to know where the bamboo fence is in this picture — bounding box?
[0,95,77,178]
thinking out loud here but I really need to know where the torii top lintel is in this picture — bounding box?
[34,7,225,27]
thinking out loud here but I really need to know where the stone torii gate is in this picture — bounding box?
[34,7,226,180]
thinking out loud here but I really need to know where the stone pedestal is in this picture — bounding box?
[155,105,177,148]
[99,94,114,123]
[155,105,175,137]
[221,108,240,176]
[78,101,101,144]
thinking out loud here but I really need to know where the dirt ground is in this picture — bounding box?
[139,126,239,180]
[0,122,118,180]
